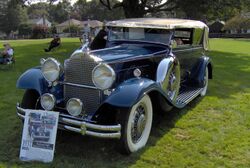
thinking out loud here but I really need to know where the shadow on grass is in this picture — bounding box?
[47,97,202,168]
[208,50,250,99]
[1,44,250,167]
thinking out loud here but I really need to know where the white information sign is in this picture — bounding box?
[19,110,59,163]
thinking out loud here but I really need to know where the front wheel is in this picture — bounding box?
[117,94,153,154]
[21,89,40,109]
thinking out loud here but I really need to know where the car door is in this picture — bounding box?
[173,28,204,85]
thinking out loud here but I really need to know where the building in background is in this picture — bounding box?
[28,17,52,28]
[208,20,225,33]
[56,19,82,33]
[56,19,103,36]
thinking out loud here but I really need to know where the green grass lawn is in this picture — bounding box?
[0,38,250,168]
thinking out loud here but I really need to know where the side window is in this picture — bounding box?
[173,29,192,47]
[192,28,204,46]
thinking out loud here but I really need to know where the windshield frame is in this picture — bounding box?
[107,26,174,46]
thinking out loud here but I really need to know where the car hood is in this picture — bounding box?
[89,43,167,62]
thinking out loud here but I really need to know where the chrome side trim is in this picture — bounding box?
[59,81,100,90]
[16,105,121,139]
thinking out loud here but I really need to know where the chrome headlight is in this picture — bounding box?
[41,58,61,82]
[92,63,116,90]
[41,93,55,111]
[66,98,83,116]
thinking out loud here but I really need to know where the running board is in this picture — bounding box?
[175,88,203,108]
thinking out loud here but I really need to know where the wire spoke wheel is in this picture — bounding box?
[166,62,180,102]
[131,103,147,144]
[117,94,153,154]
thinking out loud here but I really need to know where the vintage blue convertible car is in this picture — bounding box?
[17,18,212,154]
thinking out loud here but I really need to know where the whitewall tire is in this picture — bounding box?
[117,94,153,154]
[200,67,209,96]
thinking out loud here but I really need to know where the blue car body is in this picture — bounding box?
[16,18,213,142]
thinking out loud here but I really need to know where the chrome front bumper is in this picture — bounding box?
[16,104,121,139]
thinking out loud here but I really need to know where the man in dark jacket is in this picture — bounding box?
[89,29,107,50]
[44,35,61,52]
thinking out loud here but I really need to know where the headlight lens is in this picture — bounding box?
[41,58,61,82]
[66,98,83,116]
[92,63,116,90]
[41,93,55,111]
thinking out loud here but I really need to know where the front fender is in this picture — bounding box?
[16,67,48,95]
[103,78,166,108]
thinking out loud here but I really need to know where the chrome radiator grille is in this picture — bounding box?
[64,55,100,114]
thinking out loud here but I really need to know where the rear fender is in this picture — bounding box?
[190,56,212,87]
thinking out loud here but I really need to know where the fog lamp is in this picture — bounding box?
[41,93,56,111]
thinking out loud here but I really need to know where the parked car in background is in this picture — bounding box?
[17,18,212,154]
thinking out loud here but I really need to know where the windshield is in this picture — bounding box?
[108,27,173,45]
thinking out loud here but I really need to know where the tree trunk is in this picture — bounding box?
[123,8,145,18]
[122,0,145,18]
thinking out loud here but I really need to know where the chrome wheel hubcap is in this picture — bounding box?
[168,72,178,100]
[131,104,146,144]
[169,73,176,90]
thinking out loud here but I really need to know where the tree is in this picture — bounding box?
[18,23,32,35]
[72,0,124,21]
[48,0,71,23]
[206,0,241,21]
[99,0,177,18]
[22,0,58,5]
[99,0,248,20]
[71,0,88,20]
[13,0,250,24]
[0,0,28,36]
[179,0,245,21]
[224,13,250,33]
[50,24,57,34]
[32,25,49,39]
[27,3,50,19]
